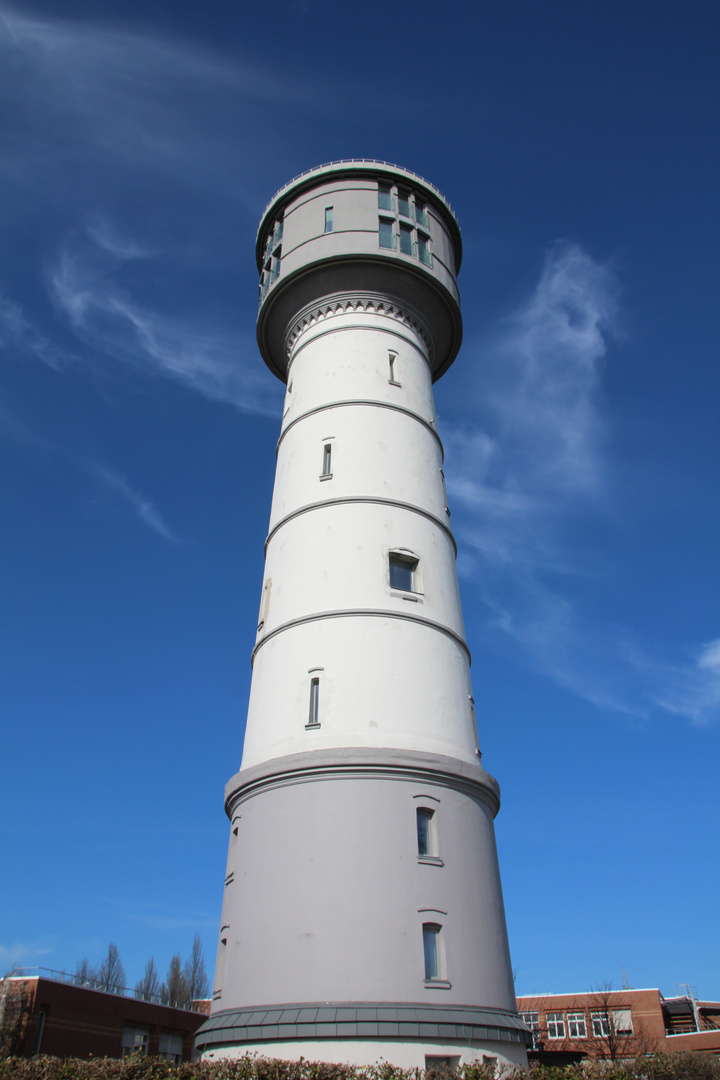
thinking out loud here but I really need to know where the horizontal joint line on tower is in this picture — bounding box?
[251,608,471,667]
[265,497,456,555]
[277,400,444,458]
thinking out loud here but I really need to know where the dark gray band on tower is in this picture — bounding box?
[196,1002,532,1051]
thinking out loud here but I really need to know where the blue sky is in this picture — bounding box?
[1,0,718,1003]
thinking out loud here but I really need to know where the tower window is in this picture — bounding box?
[376,181,432,266]
[399,222,414,256]
[379,218,394,249]
[321,443,332,477]
[388,351,400,385]
[422,923,441,980]
[389,552,419,592]
[378,184,394,212]
[324,206,333,233]
[416,808,435,857]
[308,677,320,726]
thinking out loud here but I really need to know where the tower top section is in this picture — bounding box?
[255,160,464,384]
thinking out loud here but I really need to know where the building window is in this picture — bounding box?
[568,1012,587,1038]
[546,1012,565,1040]
[376,181,432,266]
[325,206,333,233]
[308,677,320,726]
[379,218,394,249]
[416,807,435,857]
[592,1011,611,1038]
[425,1057,459,1073]
[418,232,431,266]
[399,222,414,255]
[612,1009,633,1035]
[378,184,394,212]
[122,1028,150,1057]
[259,217,283,300]
[158,1033,183,1064]
[388,351,400,385]
[519,1012,540,1050]
[389,551,419,592]
[32,1011,46,1055]
[321,442,332,477]
[422,923,441,980]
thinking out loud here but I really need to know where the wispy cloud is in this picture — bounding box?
[0,289,69,370]
[94,465,179,543]
[444,242,718,726]
[48,235,280,415]
[0,939,54,971]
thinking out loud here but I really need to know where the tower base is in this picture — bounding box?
[197,1002,530,1069]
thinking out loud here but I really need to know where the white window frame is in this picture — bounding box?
[592,1011,611,1038]
[546,1012,565,1040]
[567,1011,587,1038]
[307,677,320,727]
[389,550,420,594]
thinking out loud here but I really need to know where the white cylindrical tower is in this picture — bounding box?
[196,162,530,1069]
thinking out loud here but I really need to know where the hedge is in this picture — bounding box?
[1,1054,719,1080]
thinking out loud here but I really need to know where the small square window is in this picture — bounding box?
[324,206,333,233]
[546,1012,565,1040]
[379,218,394,249]
[612,1009,633,1035]
[389,552,418,592]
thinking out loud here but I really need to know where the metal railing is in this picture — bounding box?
[5,967,202,1011]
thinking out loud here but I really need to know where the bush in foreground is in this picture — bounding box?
[0,1053,718,1080]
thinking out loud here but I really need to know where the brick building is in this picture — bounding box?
[0,971,205,1061]
[516,987,720,1063]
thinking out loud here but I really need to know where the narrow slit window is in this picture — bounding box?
[423,923,441,980]
[388,352,399,384]
[321,443,332,476]
[308,677,320,726]
[389,552,419,592]
[417,808,434,857]
[324,206,333,233]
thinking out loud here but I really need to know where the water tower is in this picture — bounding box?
[196,161,529,1069]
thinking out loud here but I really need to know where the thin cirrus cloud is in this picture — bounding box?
[49,232,280,417]
[93,465,179,544]
[443,242,718,726]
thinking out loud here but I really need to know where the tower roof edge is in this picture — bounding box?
[256,160,463,273]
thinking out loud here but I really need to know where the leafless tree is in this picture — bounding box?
[183,934,209,1005]
[74,957,99,987]
[162,953,188,1009]
[134,957,161,1002]
[96,943,127,995]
